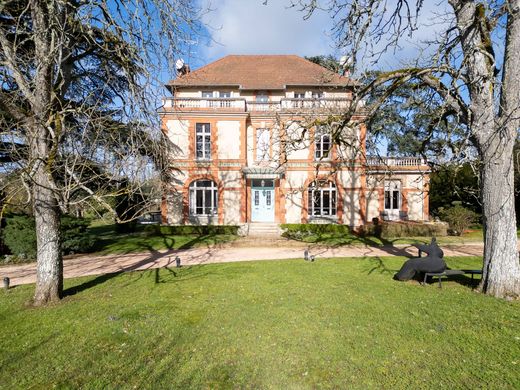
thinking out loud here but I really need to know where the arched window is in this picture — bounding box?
[308,180,337,216]
[189,180,218,216]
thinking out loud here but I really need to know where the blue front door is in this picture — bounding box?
[251,180,275,222]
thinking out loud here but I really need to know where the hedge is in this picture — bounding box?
[280,223,357,240]
[361,221,448,238]
[281,222,447,239]
[143,225,239,236]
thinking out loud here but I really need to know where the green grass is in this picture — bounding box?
[87,224,237,255]
[1,256,518,389]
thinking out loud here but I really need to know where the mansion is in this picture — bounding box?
[160,55,430,228]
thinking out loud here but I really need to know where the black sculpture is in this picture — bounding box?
[394,237,446,281]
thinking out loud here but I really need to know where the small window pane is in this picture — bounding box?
[266,191,272,206]
[392,191,399,209]
[385,191,391,209]
[254,191,259,206]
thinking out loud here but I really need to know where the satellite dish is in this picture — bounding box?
[175,58,185,70]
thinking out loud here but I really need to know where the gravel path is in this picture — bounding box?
[0,241,488,287]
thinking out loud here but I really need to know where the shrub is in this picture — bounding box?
[61,216,96,254]
[143,225,239,236]
[2,214,95,261]
[438,205,478,236]
[280,224,355,240]
[371,221,448,238]
[2,215,37,259]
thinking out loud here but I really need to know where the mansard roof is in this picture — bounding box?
[167,55,357,90]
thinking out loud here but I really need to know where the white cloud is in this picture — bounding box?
[197,0,335,63]
[188,0,453,72]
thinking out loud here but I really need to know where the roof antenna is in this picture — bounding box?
[176,58,190,76]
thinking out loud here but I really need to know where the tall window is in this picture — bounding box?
[189,180,218,216]
[256,128,270,161]
[315,126,331,159]
[308,180,337,216]
[195,123,211,160]
[384,181,400,210]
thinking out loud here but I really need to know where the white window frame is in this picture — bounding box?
[195,123,211,160]
[384,181,401,210]
[315,126,331,160]
[189,180,218,216]
[308,180,337,216]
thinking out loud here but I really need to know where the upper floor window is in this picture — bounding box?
[315,126,331,159]
[308,180,337,216]
[312,91,324,99]
[189,180,218,216]
[195,123,211,160]
[202,91,214,98]
[294,92,306,99]
[256,128,270,161]
[219,91,231,98]
[256,91,269,102]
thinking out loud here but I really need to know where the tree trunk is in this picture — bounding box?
[479,143,520,299]
[32,162,62,305]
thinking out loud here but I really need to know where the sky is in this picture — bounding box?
[178,0,453,73]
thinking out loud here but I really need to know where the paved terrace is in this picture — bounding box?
[0,242,487,287]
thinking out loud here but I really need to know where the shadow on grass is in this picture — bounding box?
[364,257,400,275]
[421,274,481,289]
[64,234,223,296]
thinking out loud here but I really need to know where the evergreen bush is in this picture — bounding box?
[2,214,95,261]
[2,215,37,259]
[438,205,478,236]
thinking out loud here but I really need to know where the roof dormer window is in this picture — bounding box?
[256,91,268,102]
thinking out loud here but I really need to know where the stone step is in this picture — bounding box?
[247,223,281,237]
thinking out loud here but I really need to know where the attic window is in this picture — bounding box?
[256,91,268,102]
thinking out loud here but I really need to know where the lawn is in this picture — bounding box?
[1,256,518,389]
[87,223,238,255]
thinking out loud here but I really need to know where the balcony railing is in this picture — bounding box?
[280,98,351,110]
[246,101,281,112]
[163,97,246,110]
[162,97,356,113]
[366,157,427,167]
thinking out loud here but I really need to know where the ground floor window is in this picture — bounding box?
[189,180,218,216]
[384,181,400,210]
[308,180,336,216]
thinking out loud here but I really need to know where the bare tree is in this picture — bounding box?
[288,0,520,298]
[0,0,205,305]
